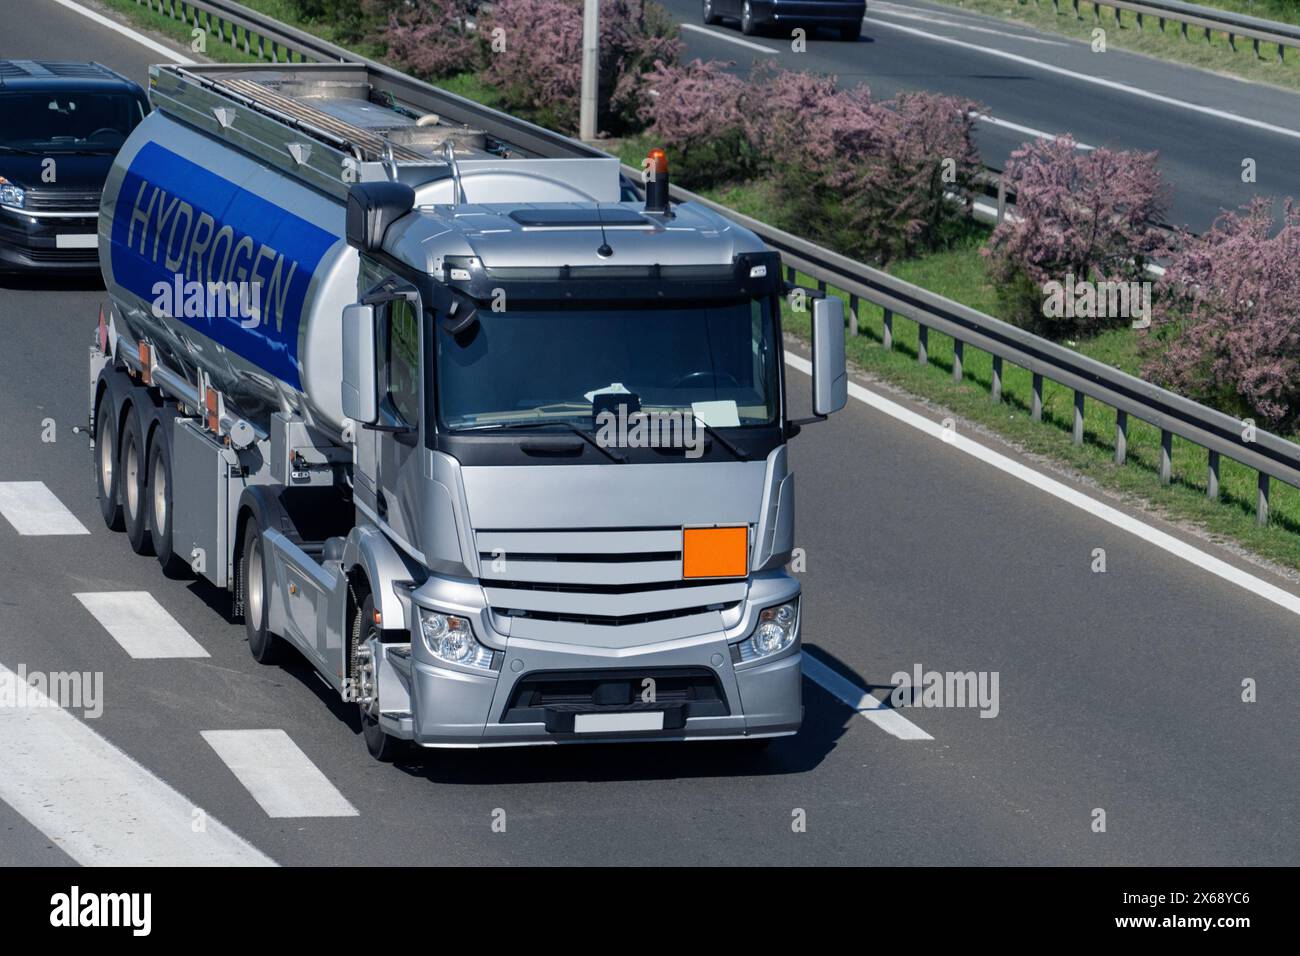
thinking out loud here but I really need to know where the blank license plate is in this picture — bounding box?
[56,234,97,249]
[573,712,664,733]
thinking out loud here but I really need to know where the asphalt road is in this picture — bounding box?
[0,0,1297,866]
[666,0,1300,232]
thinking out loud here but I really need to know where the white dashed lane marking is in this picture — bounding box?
[0,662,274,866]
[75,591,210,659]
[201,730,360,818]
[0,481,91,536]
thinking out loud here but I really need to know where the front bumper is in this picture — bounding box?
[0,205,100,274]
[402,638,803,748]
[750,0,866,25]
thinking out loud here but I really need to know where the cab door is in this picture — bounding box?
[373,292,424,553]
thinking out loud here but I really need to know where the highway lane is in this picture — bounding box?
[0,0,1296,866]
[663,0,1300,232]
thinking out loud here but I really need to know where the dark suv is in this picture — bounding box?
[0,61,149,276]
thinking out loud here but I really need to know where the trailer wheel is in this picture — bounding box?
[240,516,286,664]
[355,592,406,762]
[147,424,184,575]
[120,410,153,555]
[94,391,124,532]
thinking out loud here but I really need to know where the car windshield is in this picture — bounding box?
[0,90,144,153]
[436,297,780,431]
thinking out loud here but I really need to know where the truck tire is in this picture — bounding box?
[94,390,124,532]
[147,415,185,575]
[120,408,153,555]
[240,516,287,664]
[702,0,721,25]
[355,592,406,762]
[740,1,760,35]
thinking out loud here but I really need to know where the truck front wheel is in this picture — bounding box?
[240,517,287,664]
[354,592,406,762]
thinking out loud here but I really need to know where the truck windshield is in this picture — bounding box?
[0,91,145,154]
[435,297,780,431]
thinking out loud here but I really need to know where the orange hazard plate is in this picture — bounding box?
[682,526,748,579]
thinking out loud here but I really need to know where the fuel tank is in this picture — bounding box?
[98,109,357,437]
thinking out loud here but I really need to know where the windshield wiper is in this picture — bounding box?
[693,420,750,461]
[459,419,627,463]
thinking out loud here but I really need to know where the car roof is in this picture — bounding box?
[0,60,144,94]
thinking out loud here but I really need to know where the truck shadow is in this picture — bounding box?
[388,644,882,785]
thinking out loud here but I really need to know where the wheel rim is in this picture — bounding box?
[97,417,113,493]
[124,434,140,520]
[743,2,751,25]
[151,450,167,535]
[248,536,265,629]
[704,0,711,16]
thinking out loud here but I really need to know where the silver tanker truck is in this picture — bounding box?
[90,62,847,760]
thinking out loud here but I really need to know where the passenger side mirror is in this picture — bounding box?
[812,296,848,417]
[341,303,378,425]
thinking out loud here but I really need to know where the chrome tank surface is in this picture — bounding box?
[98,109,356,437]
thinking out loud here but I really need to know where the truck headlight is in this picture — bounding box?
[0,177,25,209]
[418,608,493,669]
[737,601,799,662]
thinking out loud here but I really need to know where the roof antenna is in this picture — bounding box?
[595,202,613,259]
[443,141,465,206]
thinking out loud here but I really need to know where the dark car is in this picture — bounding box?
[703,0,866,40]
[0,61,149,277]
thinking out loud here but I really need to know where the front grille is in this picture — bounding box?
[478,527,750,643]
[496,601,740,627]
[22,189,101,212]
[22,247,97,263]
[501,667,729,727]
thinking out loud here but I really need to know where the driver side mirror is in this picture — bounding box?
[812,296,848,417]
[341,303,377,425]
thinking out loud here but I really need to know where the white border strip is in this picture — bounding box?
[786,353,1300,619]
[46,0,196,64]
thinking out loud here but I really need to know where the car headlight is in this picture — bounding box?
[737,600,799,662]
[0,177,25,209]
[418,608,493,669]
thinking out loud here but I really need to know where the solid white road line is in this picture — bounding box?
[865,15,1300,144]
[680,23,779,54]
[802,654,934,740]
[870,1,1069,46]
[46,0,195,64]
[75,591,210,659]
[0,662,274,865]
[785,354,1300,620]
[201,730,359,818]
[972,112,1094,150]
[0,481,91,536]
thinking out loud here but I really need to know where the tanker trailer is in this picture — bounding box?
[90,62,847,760]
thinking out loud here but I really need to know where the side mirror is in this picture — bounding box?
[811,296,848,417]
[345,182,415,253]
[341,303,377,424]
